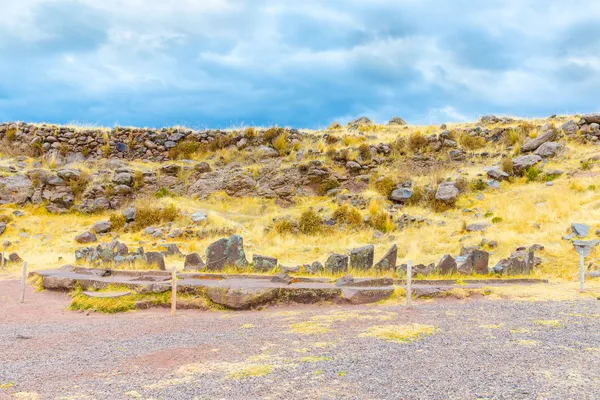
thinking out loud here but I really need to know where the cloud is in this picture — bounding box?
[0,0,599,127]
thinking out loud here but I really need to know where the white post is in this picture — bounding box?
[580,253,585,293]
[171,265,177,317]
[406,260,412,308]
[1,245,4,270]
[19,261,27,303]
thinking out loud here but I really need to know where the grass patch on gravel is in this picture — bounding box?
[226,364,272,379]
[289,321,332,334]
[480,323,504,329]
[534,319,562,328]
[68,284,214,313]
[360,324,436,343]
[299,356,332,363]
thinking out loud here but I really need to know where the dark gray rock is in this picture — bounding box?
[435,182,459,202]
[466,223,490,232]
[271,272,292,285]
[436,254,457,275]
[225,235,248,267]
[325,254,349,274]
[8,252,22,264]
[374,244,397,271]
[0,223,5,236]
[204,287,279,310]
[487,167,510,180]
[390,188,412,203]
[561,120,578,135]
[92,221,111,234]
[341,288,394,304]
[533,142,562,158]
[306,261,324,274]
[512,154,542,174]
[457,248,489,275]
[521,128,557,152]
[252,255,278,272]
[335,274,355,287]
[184,253,204,270]
[75,231,97,244]
[205,238,228,271]
[144,252,166,271]
[388,117,407,126]
[162,243,181,256]
[349,245,374,270]
[122,207,136,222]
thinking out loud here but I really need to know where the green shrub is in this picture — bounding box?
[130,203,179,231]
[581,160,592,170]
[298,209,323,235]
[68,171,91,201]
[408,131,427,152]
[470,179,486,191]
[370,210,394,233]
[501,157,513,175]
[133,170,145,190]
[5,128,17,142]
[375,176,397,197]
[169,140,200,159]
[491,216,503,224]
[317,179,340,195]
[274,219,294,234]
[525,166,539,182]
[244,127,256,139]
[458,132,486,150]
[333,204,362,227]
[263,127,284,142]
[358,143,372,161]
[109,213,126,231]
[155,187,173,198]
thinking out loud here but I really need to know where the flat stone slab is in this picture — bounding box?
[81,291,131,298]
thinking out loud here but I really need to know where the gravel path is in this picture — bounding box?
[1,280,600,399]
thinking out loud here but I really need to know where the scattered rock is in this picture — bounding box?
[253,255,278,273]
[436,254,457,275]
[183,253,204,270]
[341,288,394,304]
[388,117,407,126]
[325,254,349,274]
[533,142,562,158]
[456,248,489,274]
[271,272,292,285]
[75,231,97,244]
[435,182,459,202]
[374,244,397,271]
[349,245,374,270]
[487,167,510,181]
[204,287,279,310]
[91,221,111,234]
[521,128,557,152]
[512,154,542,174]
[144,252,166,271]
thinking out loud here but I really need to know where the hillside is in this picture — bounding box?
[0,114,598,280]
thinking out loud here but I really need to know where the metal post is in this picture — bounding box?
[580,253,585,293]
[171,265,177,317]
[19,261,27,303]
[406,260,412,308]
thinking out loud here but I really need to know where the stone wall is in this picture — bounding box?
[0,122,304,162]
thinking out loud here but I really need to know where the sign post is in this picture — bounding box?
[171,265,177,317]
[406,260,412,308]
[573,240,598,293]
[19,261,27,303]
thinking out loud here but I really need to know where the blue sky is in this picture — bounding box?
[0,0,599,128]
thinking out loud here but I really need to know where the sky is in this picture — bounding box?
[0,0,599,129]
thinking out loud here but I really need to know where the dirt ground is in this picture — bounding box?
[1,280,600,400]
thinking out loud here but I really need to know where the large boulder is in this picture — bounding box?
[435,182,459,202]
[533,142,562,158]
[390,188,412,203]
[325,254,349,274]
[144,252,166,271]
[341,288,394,304]
[487,167,510,180]
[388,117,407,126]
[493,248,535,275]
[184,253,204,270]
[205,235,249,271]
[521,128,557,152]
[204,287,279,310]
[374,244,397,271]
[581,113,600,124]
[512,154,542,174]
[456,248,489,275]
[252,255,278,273]
[561,120,578,135]
[349,245,374,270]
[436,254,457,275]
[91,221,111,234]
[112,172,133,186]
[75,231,97,244]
